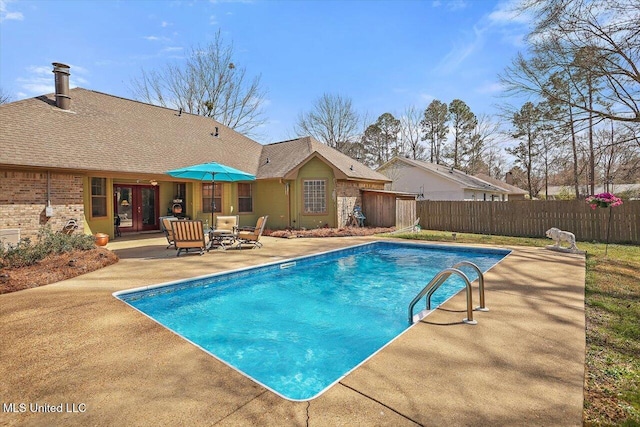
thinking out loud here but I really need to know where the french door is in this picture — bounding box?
[114,185,159,232]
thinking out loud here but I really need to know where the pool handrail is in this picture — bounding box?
[408,267,477,325]
[450,261,488,312]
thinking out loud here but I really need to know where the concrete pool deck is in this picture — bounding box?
[0,235,585,426]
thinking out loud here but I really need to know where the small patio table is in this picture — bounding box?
[208,229,236,250]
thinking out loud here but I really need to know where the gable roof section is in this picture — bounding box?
[0,88,263,176]
[379,157,508,193]
[474,173,528,195]
[257,136,390,182]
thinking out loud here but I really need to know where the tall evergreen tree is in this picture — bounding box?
[507,102,544,199]
[376,113,401,160]
[447,99,477,169]
[420,100,449,164]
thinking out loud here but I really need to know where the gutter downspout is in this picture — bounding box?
[281,179,291,228]
[45,171,53,217]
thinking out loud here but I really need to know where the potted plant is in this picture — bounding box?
[585,192,623,256]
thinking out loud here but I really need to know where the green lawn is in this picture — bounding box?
[389,230,640,426]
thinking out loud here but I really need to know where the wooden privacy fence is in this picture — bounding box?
[417,200,640,244]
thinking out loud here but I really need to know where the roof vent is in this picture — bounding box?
[52,62,71,110]
[212,126,219,137]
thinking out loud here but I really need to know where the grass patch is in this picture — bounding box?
[388,230,640,426]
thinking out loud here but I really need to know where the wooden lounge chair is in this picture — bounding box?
[236,215,268,249]
[171,220,208,256]
[210,215,239,249]
[162,217,178,249]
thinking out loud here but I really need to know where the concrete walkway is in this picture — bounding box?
[0,235,585,426]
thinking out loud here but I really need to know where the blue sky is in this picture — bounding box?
[0,0,531,144]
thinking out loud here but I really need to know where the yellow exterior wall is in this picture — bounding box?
[78,158,361,237]
[83,176,113,237]
[293,157,336,229]
[252,180,289,230]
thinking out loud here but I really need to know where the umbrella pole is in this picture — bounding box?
[211,175,215,229]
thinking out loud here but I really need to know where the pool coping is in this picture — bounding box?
[0,235,586,426]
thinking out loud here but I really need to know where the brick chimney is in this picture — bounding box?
[505,171,514,185]
[52,62,71,110]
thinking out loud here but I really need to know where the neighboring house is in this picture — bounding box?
[377,156,510,201]
[546,184,640,199]
[0,63,392,241]
[474,173,528,201]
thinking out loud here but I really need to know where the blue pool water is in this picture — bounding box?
[114,241,509,400]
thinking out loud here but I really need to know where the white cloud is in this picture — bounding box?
[436,24,485,74]
[161,21,171,27]
[436,0,532,73]
[17,63,90,96]
[488,1,532,25]
[476,81,504,94]
[0,0,23,22]
[143,35,171,42]
[419,93,436,103]
[431,0,467,11]
[163,46,183,52]
[209,14,218,25]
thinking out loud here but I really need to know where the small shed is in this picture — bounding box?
[361,189,417,229]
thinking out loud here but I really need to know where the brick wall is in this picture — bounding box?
[0,169,84,241]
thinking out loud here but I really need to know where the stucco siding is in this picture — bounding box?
[294,157,336,229]
[381,163,464,200]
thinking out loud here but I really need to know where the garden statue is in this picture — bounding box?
[545,227,583,254]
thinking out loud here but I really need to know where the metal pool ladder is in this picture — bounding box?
[408,261,488,325]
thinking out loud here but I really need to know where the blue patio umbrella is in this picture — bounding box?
[165,161,256,226]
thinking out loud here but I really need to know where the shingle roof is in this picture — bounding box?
[474,173,528,195]
[379,157,508,193]
[0,90,388,184]
[257,136,390,182]
[0,88,263,176]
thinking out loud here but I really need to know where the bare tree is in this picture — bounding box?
[501,0,640,124]
[483,139,508,179]
[130,30,267,136]
[0,88,12,104]
[466,114,500,175]
[400,106,425,160]
[294,93,361,154]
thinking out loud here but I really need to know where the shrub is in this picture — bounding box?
[0,226,96,268]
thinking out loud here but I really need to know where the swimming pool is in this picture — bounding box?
[114,241,510,400]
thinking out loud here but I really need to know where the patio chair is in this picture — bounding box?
[171,220,208,256]
[162,217,178,249]
[236,215,268,249]
[210,215,239,250]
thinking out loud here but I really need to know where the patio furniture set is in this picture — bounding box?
[162,215,268,256]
